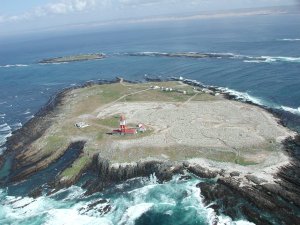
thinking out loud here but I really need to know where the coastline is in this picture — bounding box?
[0,77,299,224]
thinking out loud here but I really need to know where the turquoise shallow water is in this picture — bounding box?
[0,13,300,224]
[0,175,254,225]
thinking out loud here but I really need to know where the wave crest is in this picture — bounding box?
[279,38,300,41]
[177,77,300,117]
[128,52,300,64]
[280,106,300,116]
[0,64,29,68]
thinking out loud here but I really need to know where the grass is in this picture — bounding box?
[43,136,67,154]
[60,155,92,179]
[97,115,120,128]
[235,157,257,166]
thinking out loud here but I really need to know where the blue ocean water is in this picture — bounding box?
[0,13,300,224]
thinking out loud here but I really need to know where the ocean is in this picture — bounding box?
[0,13,300,224]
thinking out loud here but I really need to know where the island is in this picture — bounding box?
[1,78,300,224]
[39,53,105,64]
[127,52,272,63]
[127,52,237,59]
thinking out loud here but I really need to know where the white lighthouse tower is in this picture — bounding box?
[120,115,126,133]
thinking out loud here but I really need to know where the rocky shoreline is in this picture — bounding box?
[75,135,300,225]
[0,78,299,224]
[2,79,116,184]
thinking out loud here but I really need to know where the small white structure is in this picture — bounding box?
[75,122,89,128]
[137,123,146,132]
[152,85,160,90]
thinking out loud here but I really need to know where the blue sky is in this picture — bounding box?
[0,0,298,36]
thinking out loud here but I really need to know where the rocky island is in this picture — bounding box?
[1,78,300,224]
[39,53,105,64]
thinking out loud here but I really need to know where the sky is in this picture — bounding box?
[0,0,298,37]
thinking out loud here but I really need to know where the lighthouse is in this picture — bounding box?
[120,115,126,133]
[111,115,137,135]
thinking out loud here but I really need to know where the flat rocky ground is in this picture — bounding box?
[96,101,292,164]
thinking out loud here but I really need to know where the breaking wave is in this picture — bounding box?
[216,87,265,106]
[180,77,300,117]
[217,88,300,116]
[244,56,300,63]
[278,38,300,41]
[280,106,300,116]
[0,123,11,132]
[22,109,31,115]
[0,64,29,68]
[218,87,300,116]
[127,52,300,64]
[0,123,11,154]
[10,122,22,131]
[0,175,254,225]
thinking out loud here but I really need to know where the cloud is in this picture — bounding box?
[45,0,96,14]
[0,0,296,24]
[0,0,97,23]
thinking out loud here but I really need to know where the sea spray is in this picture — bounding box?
[0,174,255,225]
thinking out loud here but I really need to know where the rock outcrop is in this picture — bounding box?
[197,135,300,225]
[83,155,185,194]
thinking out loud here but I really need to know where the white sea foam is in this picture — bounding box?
[22,109,31,115]
[0,175,257,225]
[216,215,255,225]
[178,76,300,117]
[243,60,263,63]
[118,203,153,225]
[10,122,22,131]
[26,115,34,120]
[134,51,300,64]
[279,38,300,41]
[0,123,12,154]
[280,106,300,115]
[0,64,29,68]
[261,56,300,63]
[217,87,265,106]
[218,87,300,116]
[45,209,112,225]
[0,123,11,132]
[62,185,85,201]
[0,186,94,224]
[244,56,300,63]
